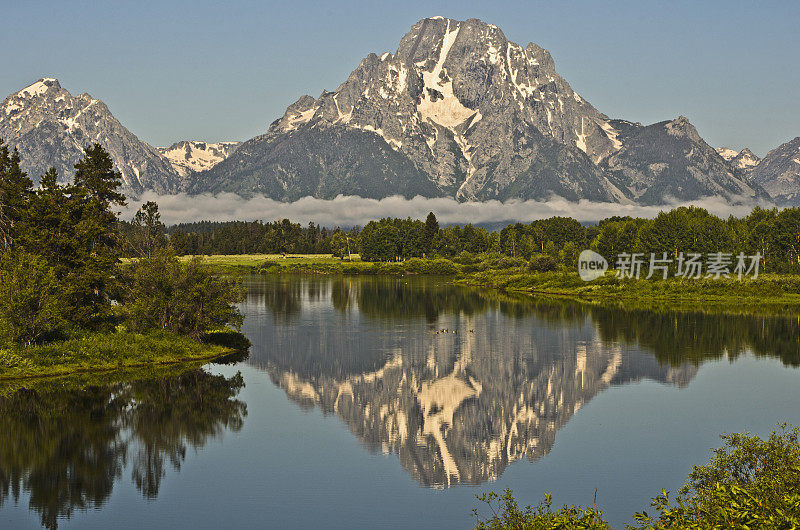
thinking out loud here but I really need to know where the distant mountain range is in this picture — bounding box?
[0,79,235,194]
[1,17,798,205]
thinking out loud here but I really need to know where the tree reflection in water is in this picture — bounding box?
[0,369,246,529]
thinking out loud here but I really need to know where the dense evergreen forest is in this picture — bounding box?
[151,207,800,273]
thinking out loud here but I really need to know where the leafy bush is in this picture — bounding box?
[0,251,64,345]
[200,328,251,351]
[402,257,426,272]
[122,250,245,339]
[633,424,800,528]
[258,259,281,273]
[453,251,478,265]
[528,253,558,272]
[425,258,459,275]
[402,258,459,275]
[473,488,610,529]
[475,426,800,529]
[471,255,528,272]
[342,263,363,275]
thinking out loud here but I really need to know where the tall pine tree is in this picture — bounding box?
[422,211,439,257]
[19,167,78,272]
[66,144,127,329]
[0,140,34,253]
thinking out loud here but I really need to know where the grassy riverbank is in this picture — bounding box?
[177,253,460,275]
[0,330,232,381]
[186,254,800,312]
[459,268,800,309]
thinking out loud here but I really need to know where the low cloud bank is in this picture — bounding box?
[121,192,772,227]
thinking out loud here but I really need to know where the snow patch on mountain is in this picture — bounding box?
[17,78,58,98]
[417,19,475,128]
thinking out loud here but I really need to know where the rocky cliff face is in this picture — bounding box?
[0,78,180,195]
[3,18,788,205]
[749,137,800,204]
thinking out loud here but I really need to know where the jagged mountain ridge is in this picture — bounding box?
[2,18,789,205]
[749,137,800,204]
[0,78,180,194]
[600,117,767,204]
[196,16,772,205]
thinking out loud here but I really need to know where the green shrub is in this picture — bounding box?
[0,251,64,345]
[403,257,426,273]
[259,259,281,273]
[424,258,459,275]
[122,250,245,339]
[453,251,477,265]
[473,489,609,529]
[633,424,800,528]
[528,254,558,272]
[342,263,363,275]
[475,426,800,529]
[472,255,527,272]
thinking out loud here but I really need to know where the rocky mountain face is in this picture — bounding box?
[157,140,240,177]
[196,16,773,205]
[0,78,180,194]
[749,137,800,204]
[599,117,767,204]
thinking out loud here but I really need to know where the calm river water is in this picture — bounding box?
[2,275,799,528]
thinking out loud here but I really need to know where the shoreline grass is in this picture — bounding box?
[0,330,232,381]
[186,253,800,314]
[175,253,460,276]
[457,269,800,311]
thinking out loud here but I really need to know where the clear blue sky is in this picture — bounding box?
[3,0,797,156]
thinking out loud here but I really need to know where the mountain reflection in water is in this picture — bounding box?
[0,369,246,529]
[243,276,800,488]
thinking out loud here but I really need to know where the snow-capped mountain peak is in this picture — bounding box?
[201,16,628,202]
[157,140,240,177]
[716,146,760,170]
[15,78,60,99]
[716,147,739,160]
[1,77,180,195]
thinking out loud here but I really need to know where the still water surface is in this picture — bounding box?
[2,276,799,528]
